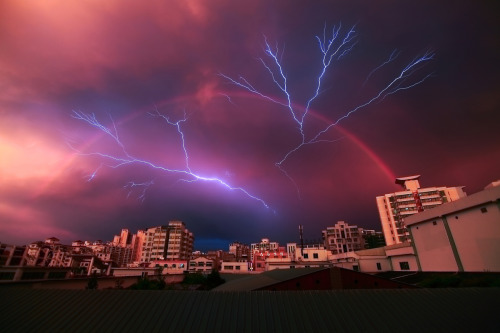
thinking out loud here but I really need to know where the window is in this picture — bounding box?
[481,207,488,213]
[303,253,309,259]
[352,265,359,272]
[399,262,410,270]
[376,262,382,271]
[235,266,241,270]
[313,253,319,259]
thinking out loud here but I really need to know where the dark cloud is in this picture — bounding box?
[1,0,499,250]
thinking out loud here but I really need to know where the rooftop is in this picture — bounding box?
[0,288,497,332]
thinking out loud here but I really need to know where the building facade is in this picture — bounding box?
[322,221,365,254]
[376,175,466,246]
[140,221,194,263]
[250,238,279,262]
[405,181,500,272]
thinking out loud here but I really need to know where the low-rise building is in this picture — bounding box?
[405,181,500,272]
[328,242,417,273]
[220,261,250,274]
[188,256,214,273]
[149,260,188,274]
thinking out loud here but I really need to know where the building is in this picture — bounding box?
[328,242,417,273]
[322,221,365,254]
[140,221,194,263]
[405,181,500,272]
[376,175,466,246]
[0,243,26,267]
[132,230,146,262]
[149,260,188,274]
[220,261,250,274]
[250,238,279,262]
[24,238,74,267]
[228,241,250,261]
[362,230,386,249]
[188,256,214,273]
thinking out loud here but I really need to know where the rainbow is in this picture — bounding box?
[35,90,395,197]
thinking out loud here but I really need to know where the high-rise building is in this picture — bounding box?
[140,221,194,263]
[322,221,365,254]
[376,175,466,246]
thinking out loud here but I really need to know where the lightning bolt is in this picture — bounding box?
[124,180,154,202]
[71,110,270,209]
[220,24,433,191]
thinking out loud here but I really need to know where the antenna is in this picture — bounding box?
[299,225,304,256]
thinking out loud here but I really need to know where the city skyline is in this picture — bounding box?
[1,1,499,250]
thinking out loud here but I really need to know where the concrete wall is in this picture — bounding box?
[449,203,500,271]
[410,218,459,271]
[358,257,391,273]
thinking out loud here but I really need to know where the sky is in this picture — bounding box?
[1,0,499,250]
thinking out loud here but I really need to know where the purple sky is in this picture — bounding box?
[1,1,499,250]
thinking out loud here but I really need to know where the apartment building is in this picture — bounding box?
[140,221,194,263]
[250,238,279,262]
[376,175,466,246]
[322,221,365,254]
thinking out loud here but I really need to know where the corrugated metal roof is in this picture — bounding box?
[0,288,498,332]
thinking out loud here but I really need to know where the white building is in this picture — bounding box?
[376,175,466,246]
[405,181,500,272]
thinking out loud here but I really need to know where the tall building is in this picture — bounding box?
[322,221,365,254]
[376,175,466,246]
[140,221,194,263]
